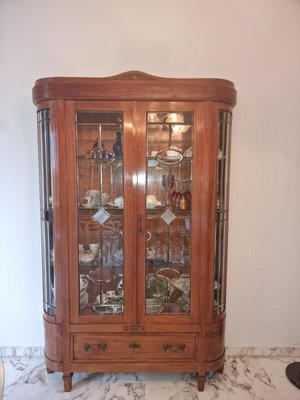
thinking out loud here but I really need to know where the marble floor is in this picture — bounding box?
[2,355,300,400]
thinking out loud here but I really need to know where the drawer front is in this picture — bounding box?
[72,333,197,361]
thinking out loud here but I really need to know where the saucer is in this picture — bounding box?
[146,202,162,209]
[79,252,96,264]
[92,303,123,314]
[164,155,181,160]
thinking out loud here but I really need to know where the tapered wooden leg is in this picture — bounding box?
[46,368,54,374]
[197,373,205,391]
[63,373,73,392]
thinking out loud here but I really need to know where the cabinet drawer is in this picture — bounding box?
[72,333,197,362]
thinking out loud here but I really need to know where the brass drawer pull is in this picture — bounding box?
[129,343,141,350]
[83,342,90,352]
[179,343,186,352]
[162,343,186,352]
[162,343,171,352]
[98,343,107,351]
[83,342,107,352]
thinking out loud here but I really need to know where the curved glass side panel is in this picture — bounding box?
[76,111,124,315]
[37,109,55,316]
[145,111,193,315]
[213,111,232,315]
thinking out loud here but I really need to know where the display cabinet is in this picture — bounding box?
[33,71,236,391]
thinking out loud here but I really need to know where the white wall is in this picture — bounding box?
[0,0,299,347]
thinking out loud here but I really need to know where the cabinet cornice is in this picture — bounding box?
[32,71,236,106]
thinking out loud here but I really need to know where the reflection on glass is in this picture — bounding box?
[37,109,55,315]
[76,111,124,315]
[213,111,232,314]
[145,111,193,315]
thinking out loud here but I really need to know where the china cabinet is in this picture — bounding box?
[33,71,236,391]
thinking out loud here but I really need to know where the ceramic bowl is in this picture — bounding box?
[79,252,96,264]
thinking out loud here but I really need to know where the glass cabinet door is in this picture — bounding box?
[37,109,55,316]
[213,110,232,314]
[145,111,193,315]
[76,111,124,315]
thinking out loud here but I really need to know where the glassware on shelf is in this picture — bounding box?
[86,138,115,163]
[89,267,115,311]
[82,190,110,208]
[154,240,167,265]
[80,275,89,310]
[155,267,181,305]
[162,174,174,207]
[169,179,191,210]
[112,131,123,156]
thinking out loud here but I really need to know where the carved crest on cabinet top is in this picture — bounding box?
[114,71,157,80]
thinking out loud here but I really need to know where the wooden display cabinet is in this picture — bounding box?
[33,71,236,391]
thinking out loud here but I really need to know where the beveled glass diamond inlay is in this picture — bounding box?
[92,207,110,225]
[160,207,177,225]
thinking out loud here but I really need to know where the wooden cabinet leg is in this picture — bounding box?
[46,368,54,374]
[63,373,73,392]
[197,373,205,391]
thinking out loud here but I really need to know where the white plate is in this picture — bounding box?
[80,292,88,310]
[106,202,121,208]
[146,304,164,314]
[146,203,162,209]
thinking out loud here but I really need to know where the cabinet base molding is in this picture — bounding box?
[2,346,298,358]
[44,353,63,373]
[205,350,225,372]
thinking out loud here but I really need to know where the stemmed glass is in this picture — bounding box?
[162,174,174,207]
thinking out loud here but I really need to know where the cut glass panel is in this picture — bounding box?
[76,111,124,316]
[160,207,177,225]
[213,111,232,315]
[37,109,55,316]
[92,207,111,225]
[145,110,193,315]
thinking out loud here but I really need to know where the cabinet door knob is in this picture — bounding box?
[137,214,143,236]
[83,342,90,351]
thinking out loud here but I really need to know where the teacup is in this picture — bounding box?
[114,196,124,208]
[146,194,161,208]
[106,290,116,298]
[89,243,99,253]
[146,246,155,259]
[100,192,110,205]
[84,190,100,207]
[183,147,192,157]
